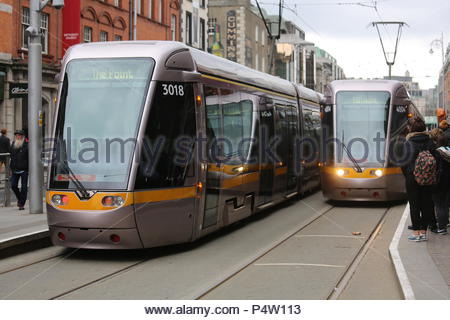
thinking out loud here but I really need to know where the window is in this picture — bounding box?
[148,0,153,19]
[262,56,265,73]
[114,0,121,7]
[255,25,259,43]
[159,0,163,23]
[201,0,206,8]
[100,31,108,42]
[255,53,259,71]
[137,0,142,14]
[185,11,192,45]
[171,15,176,41]
[262,30,265,46]
[115,34,122,41]
[22,7,49,54]
[200,18,205,51]
[135,83,196,189]
[83,26,92,43]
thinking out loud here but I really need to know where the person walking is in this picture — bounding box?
[0,128,10,173]
[402,117,435,241]
[432,134,450,234]
[10,130,29,210]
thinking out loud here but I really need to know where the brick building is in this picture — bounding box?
[0,0,62,141]
[0,0,181,142]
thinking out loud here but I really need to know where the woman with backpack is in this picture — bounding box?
[402,117,436,241]
[432,134,450,234]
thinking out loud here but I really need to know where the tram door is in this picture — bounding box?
[258,100,275,204]
[202,87,224,229]
[274,104,299,198]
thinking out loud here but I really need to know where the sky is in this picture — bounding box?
[255,0,450,89]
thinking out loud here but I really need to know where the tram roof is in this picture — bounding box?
[63,41,297,97]
[327,80,406,92]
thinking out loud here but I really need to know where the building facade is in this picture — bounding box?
[180,0,208,50]
[208,0,269,72]
[315,47,345,93]
[0,0,62,141]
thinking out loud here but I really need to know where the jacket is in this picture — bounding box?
[401,132,435,178]
[9,141,29,171]
[433,147,450,193]
[0,135,10,154]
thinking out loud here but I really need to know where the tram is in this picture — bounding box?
[46,41,322,249]
[320,80,420,201]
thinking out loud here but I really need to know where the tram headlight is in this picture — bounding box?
[375,169,383,177]
[52,194,69,206]
[102,196,125,207]
[336,169,345,177]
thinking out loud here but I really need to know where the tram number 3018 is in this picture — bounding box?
[162,84,185,96]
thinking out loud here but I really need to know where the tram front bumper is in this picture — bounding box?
[49,226,144,249]
[320,169,406,201]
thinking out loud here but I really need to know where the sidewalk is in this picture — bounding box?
[0,203,48,250]
[390,204,450,299]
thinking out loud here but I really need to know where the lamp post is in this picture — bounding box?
[27,0,64,214]
[430,33,446,113]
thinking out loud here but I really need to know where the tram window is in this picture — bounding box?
[389,105,409,165]
[336,91,389,164]
[135,82,196,189]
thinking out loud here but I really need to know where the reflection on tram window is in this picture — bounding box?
[50,58,153,190]
[336,91,390,165]
[135,82,196,189]
[205,87,254,163]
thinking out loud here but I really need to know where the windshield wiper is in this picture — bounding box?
[59,140,91,199]
[341,132,363,173]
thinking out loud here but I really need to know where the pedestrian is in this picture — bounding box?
[10,130,28,210]
[402,117,435,241]
[432,134,450,234]
[0,128,10,173]
[438,120,450,145]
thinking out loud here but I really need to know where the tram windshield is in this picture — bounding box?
[336,91,390,166]
[49,58,153,190]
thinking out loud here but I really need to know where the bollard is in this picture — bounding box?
[1,153,11,207]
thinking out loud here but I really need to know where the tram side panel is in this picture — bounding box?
[133,82,198,247]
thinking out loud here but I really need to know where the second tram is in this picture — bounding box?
[320,80,420,201]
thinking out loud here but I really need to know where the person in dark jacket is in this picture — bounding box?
[439,120,450,146]
[0,128,10,173]
[402,117,435,241]
[432,134,450,234]
[10,130,29,210]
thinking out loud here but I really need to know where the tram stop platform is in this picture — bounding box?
[0,204,48,251]
[390,203,450,299]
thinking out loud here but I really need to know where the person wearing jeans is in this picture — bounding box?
[9,130,28,210]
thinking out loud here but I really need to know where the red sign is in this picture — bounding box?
[62,0,81,57]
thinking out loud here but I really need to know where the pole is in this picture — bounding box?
[133,0,137,40]
[28,0,44,214]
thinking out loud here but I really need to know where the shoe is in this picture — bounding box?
[408,234,422,242]
[420,233,428,241]
[435,229,447,235]
[430,228,438,234]
[18,206,24,210]
[407,225,413,230]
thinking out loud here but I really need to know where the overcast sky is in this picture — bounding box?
[256,0,450,89]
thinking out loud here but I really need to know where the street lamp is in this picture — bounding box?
[429,33,444,65]
[429,33,446,115]
[27,0,64,214]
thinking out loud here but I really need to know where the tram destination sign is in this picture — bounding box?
[9,83,28,99]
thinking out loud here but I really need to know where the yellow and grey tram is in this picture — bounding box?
[46,41,322,249]
[320,80,420,201]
